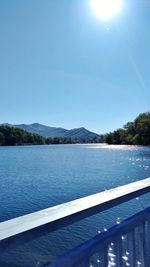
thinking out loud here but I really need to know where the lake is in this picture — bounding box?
[0,144,150,267]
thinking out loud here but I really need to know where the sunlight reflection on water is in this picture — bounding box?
[0,144,149,266]
[85,144,140,150]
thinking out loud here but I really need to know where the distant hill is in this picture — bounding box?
[63,127,100,142]
[14,123,102,143]
[14,123,67,137]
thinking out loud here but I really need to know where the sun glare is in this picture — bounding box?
[91,0,123,20]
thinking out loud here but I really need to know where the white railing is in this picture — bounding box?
[0,178,150,265]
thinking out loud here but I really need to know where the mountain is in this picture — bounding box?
[14,123,101,142]
[63,127,100,142]
[14,123,68,137]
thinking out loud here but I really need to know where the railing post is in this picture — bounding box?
[127,231,136,267]
[101,247,108,267]
[114,238,122,266]
[138,224,145,267]
[145,220,150,267]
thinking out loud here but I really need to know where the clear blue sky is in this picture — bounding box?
[0,0,149,133]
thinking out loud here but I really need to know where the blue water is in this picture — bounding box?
[0,144,150,267]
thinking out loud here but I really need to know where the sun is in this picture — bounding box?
[91,0,123,20]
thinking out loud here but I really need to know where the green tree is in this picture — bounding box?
[0,132,5,145]
[134,112,150,145]
[104,112,150,146]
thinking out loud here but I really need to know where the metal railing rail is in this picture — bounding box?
[48,207,150,267]
[0,177,150,253]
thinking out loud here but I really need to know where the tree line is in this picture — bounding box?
[0,125,73,146]
[0,112,149,146]
[0,125,102,146]
[104,112,150,146]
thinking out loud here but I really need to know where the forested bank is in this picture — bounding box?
[0,112,149,146]
[104,112,150,146]
[0,125,73,146]
[0,125,100,146]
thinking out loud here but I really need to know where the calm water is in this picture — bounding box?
[0,144,150,267]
